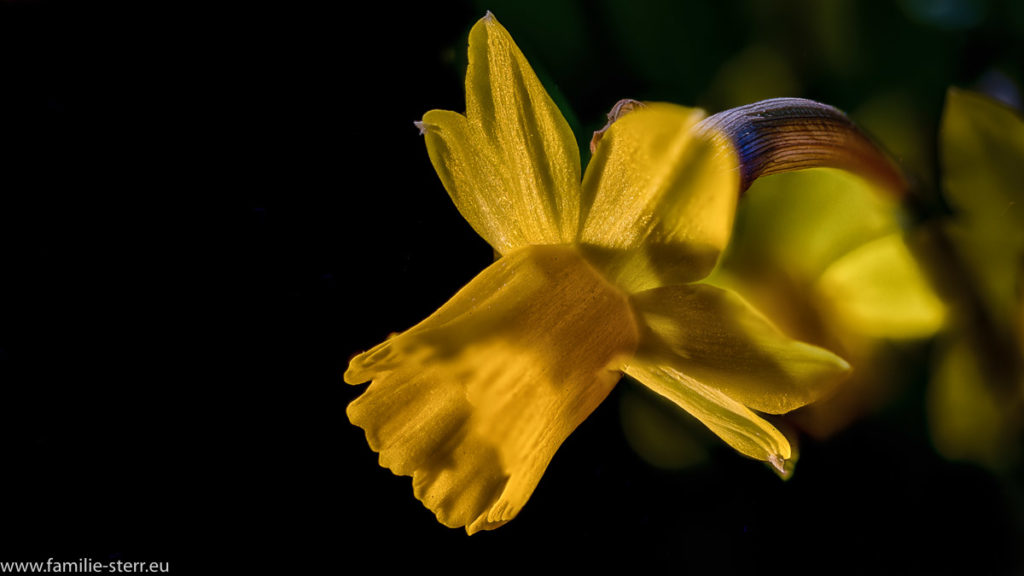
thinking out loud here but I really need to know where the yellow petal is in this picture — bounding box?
[630,283,851,415]
[941,89,1024,338]
[928,336,1018,470]
[579,102,741,290]
[942,89,1024,237]
[418,13,581,255]
[714,167,903,285]
[624,362,792,474]
[815,232,946,340]
[345,245,638,534]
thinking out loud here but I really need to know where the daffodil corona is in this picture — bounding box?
[345,13,852,534]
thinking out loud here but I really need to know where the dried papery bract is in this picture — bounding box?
[697,98,908,195]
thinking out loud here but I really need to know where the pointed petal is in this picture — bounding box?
[345,245,637,533]
[625,362,792,468]
[419,14,581,254]
[630,283,851,415]
[580,103,740,289]
[815,232,946,339]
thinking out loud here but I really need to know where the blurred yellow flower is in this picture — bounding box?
[344,13,850,534]
[706,167,946,438]
[928,89,1024,470]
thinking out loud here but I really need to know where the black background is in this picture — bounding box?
[2,1,1022,573]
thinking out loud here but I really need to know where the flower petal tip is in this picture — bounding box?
[829,353,853,380]
[839,356,853,375]
[768,453,793,479]
[342,365,368,385]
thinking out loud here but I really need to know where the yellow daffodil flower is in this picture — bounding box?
[928,88,1024,470]
[344,13,851,534]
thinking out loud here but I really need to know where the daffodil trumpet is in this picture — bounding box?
[344,13,902,534]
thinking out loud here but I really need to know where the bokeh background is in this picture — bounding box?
[2,0,1022,572]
